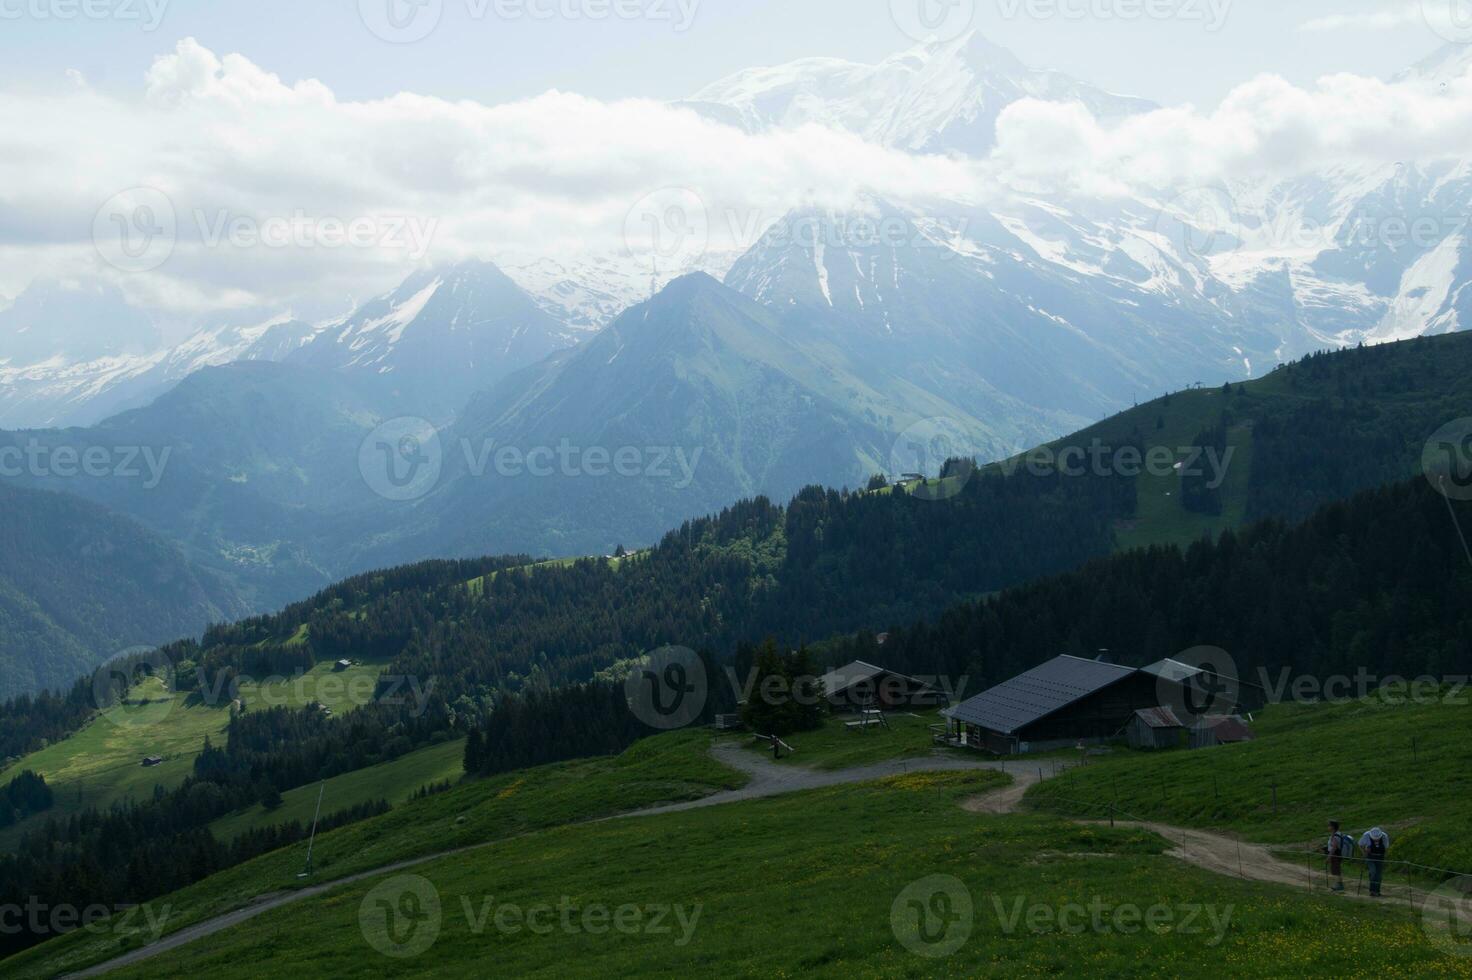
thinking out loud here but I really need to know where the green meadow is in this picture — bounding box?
[1026,689,1472,876]
[0,657,390,850]
[209,738,469,842]
[94,769,1472,978]
[2,729,745,979]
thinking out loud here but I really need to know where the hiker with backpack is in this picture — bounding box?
[1358,827,1391,897]
[1322,820,1352,892]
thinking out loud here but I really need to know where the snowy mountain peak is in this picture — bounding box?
[685,32,1153,156]
[285,259,578,421]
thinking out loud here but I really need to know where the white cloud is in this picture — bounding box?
[4,37,1472,322]
[0,38,982,320]
[1298,5,1424,33]
[989,63,1472,197]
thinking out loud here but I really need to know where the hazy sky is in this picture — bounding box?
[0,0,1456,108]
[3,0,1470,330]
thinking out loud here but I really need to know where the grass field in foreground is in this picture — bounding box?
[0,658,390,851]
[3,729,745,979]
[1025,691,1472,876]
[209,738,468,842]
[101,770,1472,978]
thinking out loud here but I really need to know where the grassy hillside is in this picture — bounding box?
[1012,332,1472,552]
[0,658,390,850]
[41,765,1472,978]
[209,738,467,842]
[1027,691,1472,876]
[2,729,745,979]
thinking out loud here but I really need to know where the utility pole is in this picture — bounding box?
[299,780,326,878]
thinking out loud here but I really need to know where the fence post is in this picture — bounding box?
[1272,782,1277,816]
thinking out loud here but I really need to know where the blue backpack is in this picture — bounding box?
[1336,833,1355,858]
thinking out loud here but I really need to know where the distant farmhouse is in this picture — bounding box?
[819,660,949,711]
[940,654,1265,755]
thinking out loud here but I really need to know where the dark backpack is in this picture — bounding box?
[1367,835,1386,858]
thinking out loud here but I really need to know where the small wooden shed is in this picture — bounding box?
[1126,706,1185,750]
[1190,715,1255,749]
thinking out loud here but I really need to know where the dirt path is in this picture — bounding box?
[62,741,1003,977]
[961,766,1051,814]
[622,741,1005,819]
[958,778,1472,927]
[66,744,1469,976]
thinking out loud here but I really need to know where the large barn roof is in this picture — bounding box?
[942,655,1135,735]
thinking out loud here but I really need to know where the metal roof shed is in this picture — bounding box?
[819,660,948,710]
[1126,705,1186,749]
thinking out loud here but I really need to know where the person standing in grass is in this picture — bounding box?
[1359,827,1391,896]
[1322,820,1350,892]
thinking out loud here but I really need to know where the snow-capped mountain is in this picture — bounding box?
[0,279,317,429]
[683,31,1155,155]
[497,247,748,331]
[0,260,577,429]
[286,259,577,422]
[724,196,1285,447]
[6,35,1471,447]
[1168,157,1472,353]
